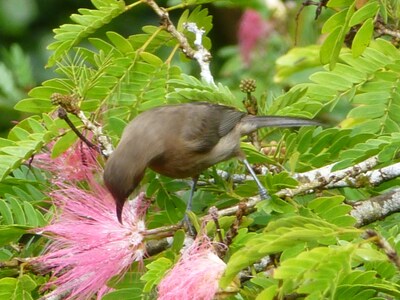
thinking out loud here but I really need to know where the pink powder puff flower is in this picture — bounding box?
[238,9,273,66]
[157,235,226,300]
[33,179,147,300]
[32,139,98,182]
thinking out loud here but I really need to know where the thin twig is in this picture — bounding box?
[51,93,113,157]
[209,206,224,243]
[364,229,400,270]
[145,0,214,84]
[57,108,100,152]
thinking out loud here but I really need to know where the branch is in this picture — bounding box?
[351,188,400,227]
[375,20,400,39]
[145,0,214,84]
[327,161,400,188]
[76,110,113,157]
[207,155,387,193]
[210,155,400,199]
[277,155,380,197]
[183,22,214,85]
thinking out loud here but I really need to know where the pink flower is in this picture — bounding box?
[238,10,273,66]
[157,235,226,300]
[33,179,147,300]
[32,139,98,182]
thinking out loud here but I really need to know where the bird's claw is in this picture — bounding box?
[259,188,270,200]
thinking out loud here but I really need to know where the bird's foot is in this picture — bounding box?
[183,214,197,237]
[259,188,270,200]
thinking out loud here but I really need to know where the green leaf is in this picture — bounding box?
[320,26,342,66]
[327,0,354,7]
[348,104,385,119]
[106,31,134,54]
[354,247,387,262]
[14,98,53,113]
[178,6,213,49]
[331,63,367,83]
[308,196,355,226]
[107,116,127,139]
[256,286,277,300]
[241,143,271,164]
[0,199,13,224]
[274,246,354,296]
[140,52,163,66]
[16,275,36,293]
[47,0,126,67]
[0,274,36,300]
[349,2,380,27]
[0,146,34,158]
[322,10,347,34]
[0,138,16,147]
[378,144,399,162]
[269,196,296,214]
[141,257,173,292]
[7,196,26,225]
[320,2,356,69]
[372,39,400,60]
[0,156,21,181]
[15,78,73,113]
[221,216,360,287]
[22,202,39,227]
[102,288,143,300]
[26,118,46,133]
[0,225,30,246]
[51,131,77,158]
[352,18,374,57]
[171,230,185,253]
[310,72,353,90]
[364,261,396,280]
[167,75,236,105]
[337,270,400,298]
[8,127,30,141]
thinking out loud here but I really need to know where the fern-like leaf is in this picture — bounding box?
[46,0,126,67]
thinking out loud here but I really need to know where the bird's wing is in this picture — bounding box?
[182,103,245,153]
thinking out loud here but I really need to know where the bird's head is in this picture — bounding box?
[103,150,145,223]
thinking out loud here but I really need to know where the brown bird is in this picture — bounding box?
[104,102,320,223]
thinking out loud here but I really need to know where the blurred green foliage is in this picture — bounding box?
[0,1,87,136]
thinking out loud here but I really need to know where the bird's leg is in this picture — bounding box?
[183,176,199,236]
[187,176,198,212]
[241,158,270,200]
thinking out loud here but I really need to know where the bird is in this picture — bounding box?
[103,102,320,223]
